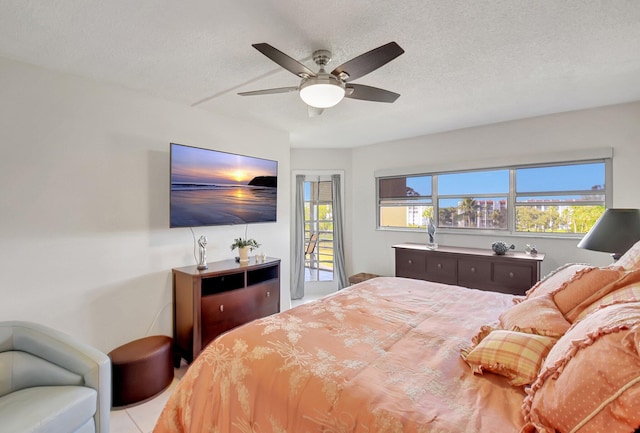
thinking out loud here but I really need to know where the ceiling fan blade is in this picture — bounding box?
[331,42,404,82]
[238,86,298,96]
[307,106,324,117]
[345,84,400,103]
[252,43,316,78]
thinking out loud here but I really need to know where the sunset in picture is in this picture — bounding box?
[231,169,249,183]
[170,143,277,227]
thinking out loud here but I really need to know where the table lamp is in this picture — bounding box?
[577,208,640,260]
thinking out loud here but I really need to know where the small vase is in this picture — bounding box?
[238,246,250,264]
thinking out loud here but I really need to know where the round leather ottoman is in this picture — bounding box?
[109,335,174,407]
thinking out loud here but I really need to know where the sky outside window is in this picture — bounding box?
[439,170,509,195]
[406,176,431,196]
[516,163,604,192]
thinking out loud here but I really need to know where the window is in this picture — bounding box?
[438,170,509,229]
[377,159,608,235]
[515,162,605,233]
[304,179,334,281]
[378,175,433,229]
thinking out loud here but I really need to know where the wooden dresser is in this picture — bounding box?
[172,257,280,365]
[393,243,544,296]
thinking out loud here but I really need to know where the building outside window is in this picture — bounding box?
[378,175,433,229]
[438,169,509,229]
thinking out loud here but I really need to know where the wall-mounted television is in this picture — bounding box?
[170,143,278,228]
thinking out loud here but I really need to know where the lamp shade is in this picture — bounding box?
[577,208,640,259]
[299,74,345,108]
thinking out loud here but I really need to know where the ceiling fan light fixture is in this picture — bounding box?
[240,42,404,113]
[299,75,345,108]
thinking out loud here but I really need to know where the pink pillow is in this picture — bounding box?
[499,294,570,338]
[552,266,625,315]
[525,263,591,299]
[563,269,640,322]
[575,283,640,322]
[616,239,640,271]
[522,302,640,433]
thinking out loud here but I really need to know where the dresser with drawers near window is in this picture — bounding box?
[393,243,544,296]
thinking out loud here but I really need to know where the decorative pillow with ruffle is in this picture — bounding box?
[524,263,591,300]
[521,302,640,433]
[574,283,640,322]
[461,329,557,387]
[552,266,625,316]
[615,239,640,271]
[499,293,571,338]
[564,269,640,322]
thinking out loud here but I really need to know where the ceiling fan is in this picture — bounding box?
[238,42,404,115]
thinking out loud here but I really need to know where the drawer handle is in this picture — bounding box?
[470,266,476,273]
[509,272,515,278]
[266,291,270,298]
[408,259,413,265]
[219,304,224,312]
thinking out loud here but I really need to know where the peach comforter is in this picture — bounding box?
[154,277,527,433]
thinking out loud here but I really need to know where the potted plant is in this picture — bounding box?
[230,237,261,264]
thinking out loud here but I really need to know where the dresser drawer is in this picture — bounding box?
[253,281,280,317]
[201,286,264,348]
[395,249,426,279]
[200,291,245,348]
[425,255,457,285]
[494,263,533,294]
[458,259,492,289]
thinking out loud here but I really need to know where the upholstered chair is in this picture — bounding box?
[0,321,111,433]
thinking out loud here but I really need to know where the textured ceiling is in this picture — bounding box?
[1,1,639,148]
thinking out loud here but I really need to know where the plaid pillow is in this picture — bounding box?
[461,330,557,386]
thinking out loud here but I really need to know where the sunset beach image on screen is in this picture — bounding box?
[170,143,278,227]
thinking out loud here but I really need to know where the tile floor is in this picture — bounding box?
[109,295,329,433]
[110,362,188,433]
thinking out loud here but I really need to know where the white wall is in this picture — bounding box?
[0,57,291,353]
[349,102,640,278]
[293,102,640,281]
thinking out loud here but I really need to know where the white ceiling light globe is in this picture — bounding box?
[299,75,345,108]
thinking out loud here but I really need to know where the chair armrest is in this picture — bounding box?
[0,321,111,433]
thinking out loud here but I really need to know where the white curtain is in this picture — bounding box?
[332,174,348,289]
[291,175,305,299]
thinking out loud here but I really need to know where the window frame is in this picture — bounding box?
[376,157,611,237]
[304,178,335,281]
[377,174,433,229]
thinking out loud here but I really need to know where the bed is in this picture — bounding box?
[154,242,640,433]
